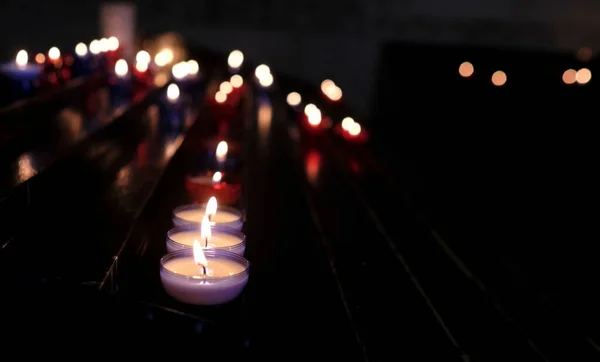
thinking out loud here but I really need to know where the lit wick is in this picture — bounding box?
[193,239,208,276]
[206,196,217,223]
[201,215,212,249]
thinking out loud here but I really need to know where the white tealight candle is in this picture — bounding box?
[160,248,249,305]
[167,224,246,255]
[172,203,243,230]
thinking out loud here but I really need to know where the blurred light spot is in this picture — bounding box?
[163,135,184,164]
[321,79,335,94]
[187,60,199,76]
[99,38,109,52]
[341,117,354,131]
[562,69,577,85]
[89,40,101,55]
[172,61,189,79]
[154,73,168,87]
[348,122,361,136]
[136,61,148,72]
[17,154,37,182]
[491,70,506,86]
[215,91,227,103]
[115,59,128,77]
[304,103,317,115]
[230,74,243,88]
[258,73,273,88]
[255,64,270,79]
[576,68,592,84]
[167,83,180,102]
[307,107,322,127]
[257,101,273,142]
[35,53,45,64]
[75,42,88,57]
[219,81,233,94]
[48,47,60,60]
[136,50,151,64]
[228,50,244,68]
[459,62,474,77]
[16,50,27,67]
[305,150,321,185]
[287,92,301,107]
[108,36,119,51]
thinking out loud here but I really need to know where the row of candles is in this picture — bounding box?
[159,49,367,306]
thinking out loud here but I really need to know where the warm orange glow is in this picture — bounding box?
[321,79,335,94]
[491,71,507,86]
[115,59,128,77]
[287,92,301,107]
[216,141,228,162]
[307,108,322,127]
[206,197,218,220]
[304,103,317,116]
[154,73,169,87]
[35,53,45,64]
[328,86,342,101]
[99,38,109,52]
[230,74,243,88]
[215,91,227,103]
[220,81,233,94]
[459,62,474,77]
[562,69,577,85]
[576,68,592,84]
[212,172,223,183]
[305,150,321,185]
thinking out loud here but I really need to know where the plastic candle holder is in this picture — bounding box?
[160,248,250,306]
[167,224,246,255]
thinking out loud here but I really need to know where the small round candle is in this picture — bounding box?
[160,248,249,305]
[184,172,241,205]
[172,203,243,230]
[167,224,246,255]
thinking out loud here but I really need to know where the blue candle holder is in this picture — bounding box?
[0,62,42,102]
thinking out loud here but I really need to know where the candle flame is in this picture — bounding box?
[206,197,218,221]
[212,172,223,183]
[115,59,128,77]
[16,50,28,67]
[48,47,60,61]
[193,239,208,268]
[167,83,180,102]
[216,141,228,163]
[228,50,244,69]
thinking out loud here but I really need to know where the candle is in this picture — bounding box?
[167,223,246,255]
[227,50,244,73]
[160,247,249,305]
[184,171,241,205]
[216,140,228,168]
[172,199,243,230]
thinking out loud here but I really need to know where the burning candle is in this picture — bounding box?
[173,197,243,230]
[167,220,246,255]
[160,243,249,305]
[216,140,228,168]
[185,171,241,205]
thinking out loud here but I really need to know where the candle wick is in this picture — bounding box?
[205,236,209,248]
[202,266,207,275]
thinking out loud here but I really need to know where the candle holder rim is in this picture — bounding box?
[167,224,246,251]
[172,203,243,225]
[160,248,249,281]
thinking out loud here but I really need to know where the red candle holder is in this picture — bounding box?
[185,172,241,205]
[299,112,332,134]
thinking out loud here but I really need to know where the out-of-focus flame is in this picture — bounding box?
[48,47,60,60]
[115,59,128,77]
[155,48,174,67]
[230,74,243,88]
[258,73,274,88]
[563,69,577,85]
[212,172,223,183]
[304,103,317,115]
[459,62,474,78]
[35,53,45,64]
[228,50,244,68]
[154,73,169,87]
[341,117,354,131]
[255,64,270,79]
[206,197,218,221]
[99,38,109,52]
[305,150,321,185]
[215,91,227,103]
[108,36,119,51]
[136,50,151,64]
[287,92,301,107]
[89,40,101,55]
[187,60,199,75]
[576,68,592,84]
[75,43,88,57]
[200,215,212,248]
[321,79,335,94]
[220,81,233,94]
[305,104,322,127]
[136,61,148,72]
[216,141,228,163]
[167,83,180,102]
[491,70,507,86]
[16,50,28,67]
[172,61,189,79]
[348,122,362,136]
